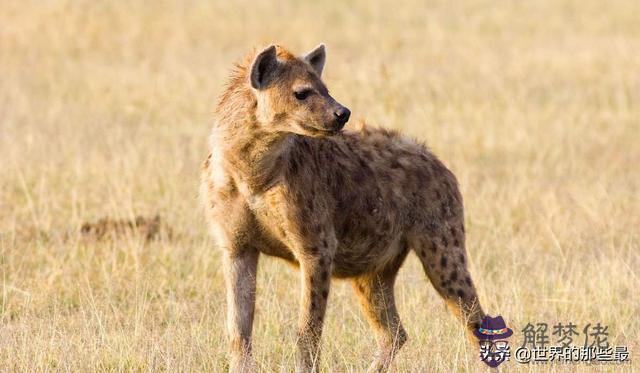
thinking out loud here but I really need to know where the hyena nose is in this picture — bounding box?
[334,107,351,126]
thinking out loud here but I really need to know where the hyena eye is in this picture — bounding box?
[294,89,312,100]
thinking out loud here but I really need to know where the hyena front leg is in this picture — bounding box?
[295,243,335,373]
[409,223,485,340]
[222,247,259,372]
[352,273,407,373]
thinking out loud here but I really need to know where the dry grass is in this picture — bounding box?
[1,0,639,371]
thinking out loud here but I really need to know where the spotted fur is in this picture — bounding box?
[201,44,485,372]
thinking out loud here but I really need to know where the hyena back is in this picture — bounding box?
[201,44,485,372]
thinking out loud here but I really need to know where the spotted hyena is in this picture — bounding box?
[201,44,486,372]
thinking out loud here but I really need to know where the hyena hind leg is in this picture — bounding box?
[352,272,408,373]
[409,230,485,340]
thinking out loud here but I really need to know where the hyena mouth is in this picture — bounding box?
[299,123,340,136]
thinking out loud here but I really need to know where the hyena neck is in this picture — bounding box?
[216,118,292,193]
[214,69,292,193]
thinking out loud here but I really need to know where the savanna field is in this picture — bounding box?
[1,0,639,371]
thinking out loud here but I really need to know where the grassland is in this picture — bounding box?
[1,0,638,371]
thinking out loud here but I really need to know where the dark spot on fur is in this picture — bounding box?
[450,270,458,281]
[382,220,391,231]
[465,276,472,286]
[319,257,326,266]
[454,238,460,247]
[390,159,402,169]
[289,158,299,175]
[309,246,318,254]
[332,171,345,188]
[322,239,327,248]
[441,236,449,247]
[311,290,317,300]
[429,243,437,253]
[435,189,442,200]
[322,290,328,299]
[357,157,368,169]
[353,168,367,183]
[300,138,311,151]
[459,253,465,264]
[440,203,447,217]
[310,301,316,310]
[321,271,329,281]
[456,289,465,298]
[425,219,437,232]
[420,250,427,258]
[240,142,252,154]
[417,170,429,184]
[273,112,288,122]
[440,255,447,268]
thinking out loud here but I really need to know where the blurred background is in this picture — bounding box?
[1,0,638,371]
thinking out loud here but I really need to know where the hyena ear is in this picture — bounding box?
[303,44,326,77]
[250,45,279,90]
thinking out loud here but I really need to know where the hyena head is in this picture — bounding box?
[249,44,351,137]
